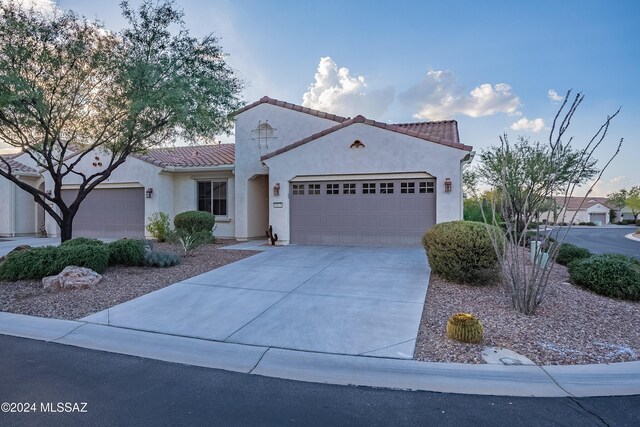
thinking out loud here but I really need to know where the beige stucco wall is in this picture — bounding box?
[233,103,342,239]
[263,123,469,244]
[171,170,235,238]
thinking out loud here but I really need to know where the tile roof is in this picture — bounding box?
[261,115,472,161]
[232,96,349,123]
[393,120,461,146]
[133,144,235,168]
[554,196,612,210]
[0,154,38,174]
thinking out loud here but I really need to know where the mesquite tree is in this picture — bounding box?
[0,1,243,241]
[473,90,622,314]
[608,186,640,221]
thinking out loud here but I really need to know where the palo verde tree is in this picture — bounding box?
[472,90,622,314]
[0,0,243,240]
[608,186,640,221]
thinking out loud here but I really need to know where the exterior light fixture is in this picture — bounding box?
[444,178,452,192]
[273,183,280,196]
[145,188,153,198]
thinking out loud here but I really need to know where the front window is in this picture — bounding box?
[197,181,227,216]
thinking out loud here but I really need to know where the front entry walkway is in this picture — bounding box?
[83,245,430,359]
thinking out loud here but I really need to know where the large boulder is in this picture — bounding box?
[42,266,102,291]
[0,244,31,265]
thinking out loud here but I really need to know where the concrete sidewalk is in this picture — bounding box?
[1,311,639,398]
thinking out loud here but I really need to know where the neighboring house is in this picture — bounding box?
[540,196,613,225]
[0,96,473,245]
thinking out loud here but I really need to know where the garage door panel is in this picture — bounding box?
[290,179,436,246]
[62,188,145,239]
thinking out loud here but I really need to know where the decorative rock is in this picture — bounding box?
[42,266,102,291]
[0,245,31,265]
[481,347,536,366]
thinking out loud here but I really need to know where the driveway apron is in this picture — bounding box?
[82,245,431,359]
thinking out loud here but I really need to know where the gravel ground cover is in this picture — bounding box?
[0,240,259,320]
[414,263,640,365]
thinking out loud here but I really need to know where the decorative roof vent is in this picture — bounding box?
[350,140,365,148]
[251,120,278,150]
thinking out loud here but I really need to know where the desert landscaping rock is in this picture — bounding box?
[0,240,258,320]
[42,266,102,291]
[0,244,31,265]
[415,266,640,365]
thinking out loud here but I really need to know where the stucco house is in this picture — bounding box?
[540,196,613,225]
[0,96,473,245]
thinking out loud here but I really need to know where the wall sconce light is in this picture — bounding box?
[273,183,280,196]
[444,178,452,192]
[145,188,153,198]
[45,190,52,197]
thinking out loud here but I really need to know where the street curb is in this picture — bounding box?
[624,233,640,242]
[1,312,639,398]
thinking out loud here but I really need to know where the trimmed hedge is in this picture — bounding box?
[60,237,105,247]
[422,221,503,285]
[174,211,215,234]
[107,239,146,266]
[568,254,640,301]
[0,244,109,281]
[556,243,591,266]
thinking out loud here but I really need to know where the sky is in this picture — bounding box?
[3,0,639,196]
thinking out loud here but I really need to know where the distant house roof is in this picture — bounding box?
[0,153,37,174]
[133,144,235,168]
[261,114,471,161]
[233,96,349,123]
[555,196,612,210]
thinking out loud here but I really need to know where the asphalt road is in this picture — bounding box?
[557,226,639,258]
[1,336,638,426]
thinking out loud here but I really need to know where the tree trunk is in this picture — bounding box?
[60,214,74,242]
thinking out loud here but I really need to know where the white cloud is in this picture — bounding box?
[302,57,394,118]
[399,70,521,120]
[6,0,55,13]
[547,89,564,102]
[510,117,545,133]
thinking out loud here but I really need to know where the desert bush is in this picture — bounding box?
[0,244,109,280]
[174,211,215,234]
[168,229,213,254]
[555,243,591,266]
[578,221,596,226]
[144,251,181,268]
[422,221,503,285]
[107,239,146,266]
[60,237,105,247]
[146,212,171,242]
[568,254,640,301]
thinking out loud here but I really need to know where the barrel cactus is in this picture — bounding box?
[445,313,484,343]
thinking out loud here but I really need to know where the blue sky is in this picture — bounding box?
[9,0,640,195]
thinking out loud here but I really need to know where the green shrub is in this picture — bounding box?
[422,221,503,285]
[555,243,591,266]
[578,221,596,226]
[174,211,215,234]
[144,251,181,268]
[108,239,146,266]
[146,212,172,242]
[0,244,109,280]
[568,254,640,301]
[60,237,105,247]
[462,199,503,224]
[636,219,640,226]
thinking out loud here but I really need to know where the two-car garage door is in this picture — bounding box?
[290,179,436,246]
[62,188,145,239]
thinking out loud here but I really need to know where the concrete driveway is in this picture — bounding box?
[83,245,430,359]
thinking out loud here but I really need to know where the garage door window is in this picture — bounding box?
[419,182,434,194]
[292,184,305,195]
[197,181,227,216]
[380,182,394,194]
[363,183,376,194]
[326,183,340,195]
[309,184,321,195]
[342,183,356,194]
[401,182,415,193]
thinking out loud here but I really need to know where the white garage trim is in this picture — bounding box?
[290,172,434,182]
